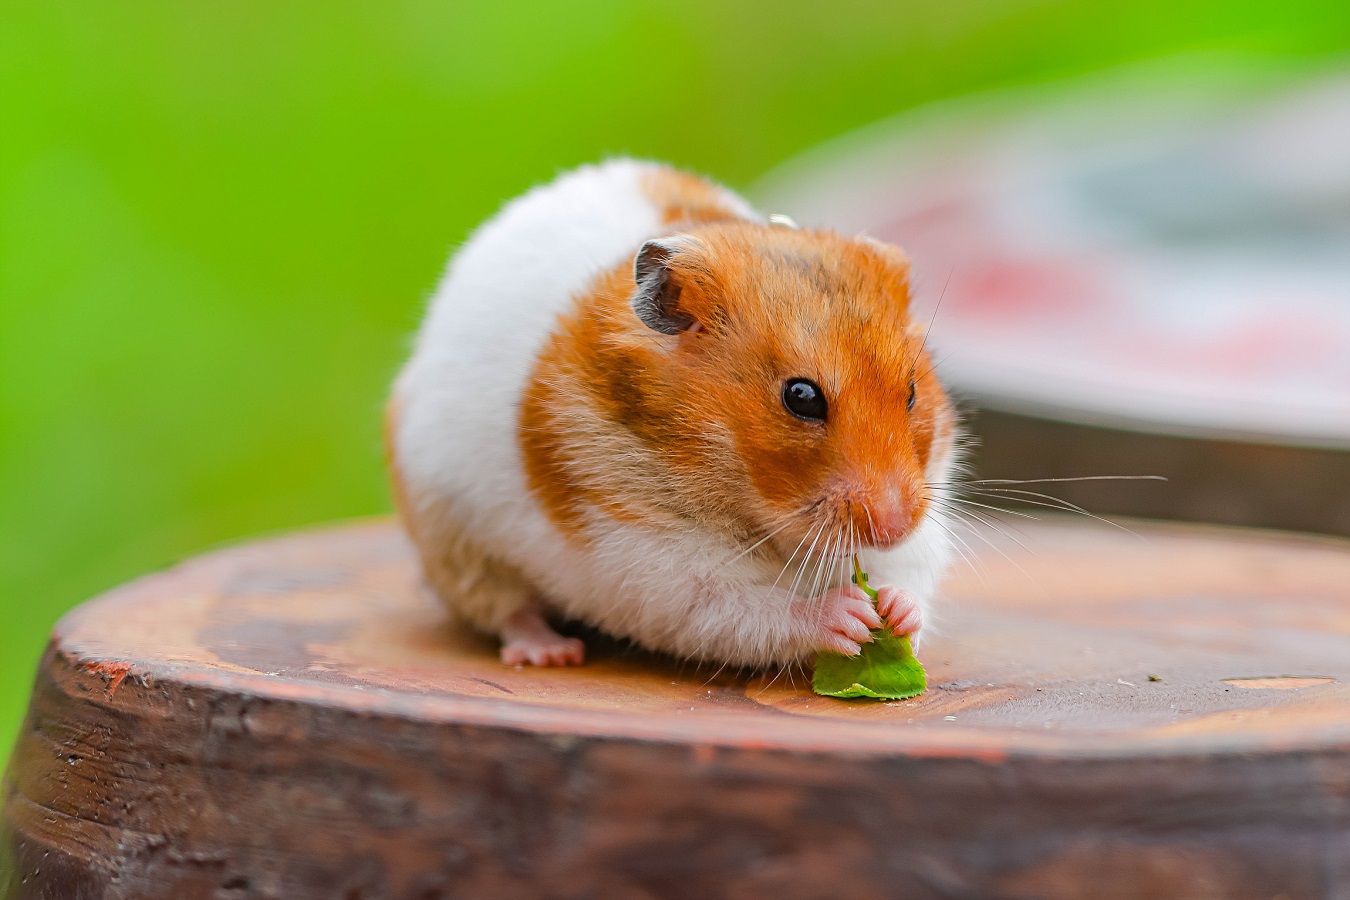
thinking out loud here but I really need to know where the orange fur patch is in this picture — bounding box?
[521,189,953,558]
[639,167,744,227]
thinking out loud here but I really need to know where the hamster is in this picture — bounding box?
[388,159,960,669]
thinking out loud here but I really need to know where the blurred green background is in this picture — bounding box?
[3,1,1349,763]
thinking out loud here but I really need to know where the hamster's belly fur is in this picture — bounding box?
[392,159,956,667]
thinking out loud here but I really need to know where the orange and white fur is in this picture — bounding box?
[389,159,959,669]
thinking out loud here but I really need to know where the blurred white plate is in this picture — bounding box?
[757,59,1350,450]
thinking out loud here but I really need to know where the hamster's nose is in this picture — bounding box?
[862,490,919,548]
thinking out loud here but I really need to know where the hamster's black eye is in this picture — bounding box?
[782,378,827,423]
[906,379,917,411]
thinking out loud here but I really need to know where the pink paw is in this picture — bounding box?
[500,633,585,667]
[499,607,586,667]
[814,585,883,656]
[876,585,924,646]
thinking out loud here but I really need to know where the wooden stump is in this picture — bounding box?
[4,518,1350,899]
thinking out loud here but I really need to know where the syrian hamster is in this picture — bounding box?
[388,159,959,668]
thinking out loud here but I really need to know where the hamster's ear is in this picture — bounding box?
[860,234,911,272]
[859,234,913,308]
[631,236,702,334]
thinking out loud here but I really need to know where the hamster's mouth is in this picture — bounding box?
[768,530,907,564]
[763,493,920,563]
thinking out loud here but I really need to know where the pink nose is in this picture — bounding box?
[864,492,915,547]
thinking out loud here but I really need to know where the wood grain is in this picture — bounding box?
[4,517,1350,898]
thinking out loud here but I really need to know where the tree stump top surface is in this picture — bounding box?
[8,517,1350,898]
[45,517,1350,759]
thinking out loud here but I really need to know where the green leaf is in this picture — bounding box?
[812,556,927,700]
[812,629,927,699]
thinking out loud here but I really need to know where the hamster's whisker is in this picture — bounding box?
[944,497,1039,521]
[964,486,1093,511]
[863,504,877,547]
[909,352,951,386]
[842,518,855,595]
[702,510,826,685]
[959,488,1149,540]
[938,501,1039,558]
[771,514,823,599]
[791,513,830,601]
[800,519,832,606]
[784,659,805,692]
[842,520,853,577]
[912,267,952,366]
[907,348,950,388]
[924,482,978,571]
[933,505,1037,575]
[947,505,1048,588]
[756,661,783,696]
[808,506,847,606]
[926,505,984,580]
[838,523,849,580]
[755,515,831,699]
[755,660,791,697]
[818,515,842,598]
[930,498,1021,536]
[839,513,853,581]
[981,475,1168,485]
[775,552,810,612]
[935,520,981,580]
[718,513,805,571]
[828,507,850,590]
[697,654,734,691]
[932,472,1159,541]
[826,521,845,597]
[930,475,1167,486]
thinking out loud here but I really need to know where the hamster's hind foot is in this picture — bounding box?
[500,606,586,667]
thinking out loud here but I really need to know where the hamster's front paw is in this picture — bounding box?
[814,585,883,656]
[875,585,924,647]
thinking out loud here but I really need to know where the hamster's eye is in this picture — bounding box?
[782,378,827,423]
[906,379,917,411]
